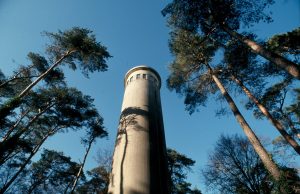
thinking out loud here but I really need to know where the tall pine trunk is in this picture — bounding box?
[70,137,94,194]
[221,24,300,80]
[0,127,59,194]
[205,63,282,181]
[231,75,300,154]
[2,102,54,142]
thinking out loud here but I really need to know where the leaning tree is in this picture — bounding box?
[166,29,284,184]
[0,86,108,193]
[0,27,111,123]
[216,36,300,154]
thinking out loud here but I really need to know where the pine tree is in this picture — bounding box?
[162,0,300,79]
[166,29,283,183]
[0,27,111,124]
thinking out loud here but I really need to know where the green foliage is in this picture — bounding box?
[0,63,55,100]
[27,52,65,85]
[167,148,201,194]
[76,148,201,194]
[286,88,300,121]
[45,27,111,77]
[19,149,82,193]
[0,27,110,193]
[0,96,22,127]
[167,30,219,114]
[222,33,259,75]
[75,149,112,194]
[219,32,268,97]
[0,86,108,193]
[162,0,299,78]
[0,64,40,126]
[245,79,300,139]
[27,52,49,74]
[162,0,274,35]
[164,7,299,180]
[163,0,300,81]
[0,27,111,128]
[274,167,300,194]
[76,166,109,194]
[0,26,111,157]
[267,27,300,57]
[261,27,300,79]
[247,80,290,119]
[0,86,107,159]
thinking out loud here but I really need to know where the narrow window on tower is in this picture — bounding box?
[130,76,133,82]
[149,75,154,81]
[143,74,146,79]
[136,74,140,79]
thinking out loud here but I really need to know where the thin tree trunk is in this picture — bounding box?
[0,103,54,165]
[1,109,30,142]
[205,63,282,181]
[27,180,43,194]
[229,152,258,192]
[10,102,54,139]
[0,151,19,168]
[18,50,75,98]
[0,126,59,194]
[70,138,94,194]
[0,50,75,124]
[280,111,300,139]
[0,64,35,88]
[63,179,74,194]
[27,167,57,194]
[221,24,300,80]
[231,75,300,155]
[0,76,39,89]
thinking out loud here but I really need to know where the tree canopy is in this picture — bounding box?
[202,134,300,194]
[0,27,110,193]
[0,27,111,125]
[167,148,202,194]
[162,0,300,79]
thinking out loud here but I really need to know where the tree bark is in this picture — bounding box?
[70,137,94,194]
[205,63,282,181]
[231,75,300,155]
[221,24,300,80]
[0,127,59,194]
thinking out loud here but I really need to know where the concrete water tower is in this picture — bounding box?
[108,66,170,194]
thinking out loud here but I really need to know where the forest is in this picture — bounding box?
[0,0,299,193]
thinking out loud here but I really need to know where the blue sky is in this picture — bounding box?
[0,0,299,192]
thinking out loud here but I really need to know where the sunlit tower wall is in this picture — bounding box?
[108,66,170,194]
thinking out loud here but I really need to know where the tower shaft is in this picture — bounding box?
[108,66,170,194]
